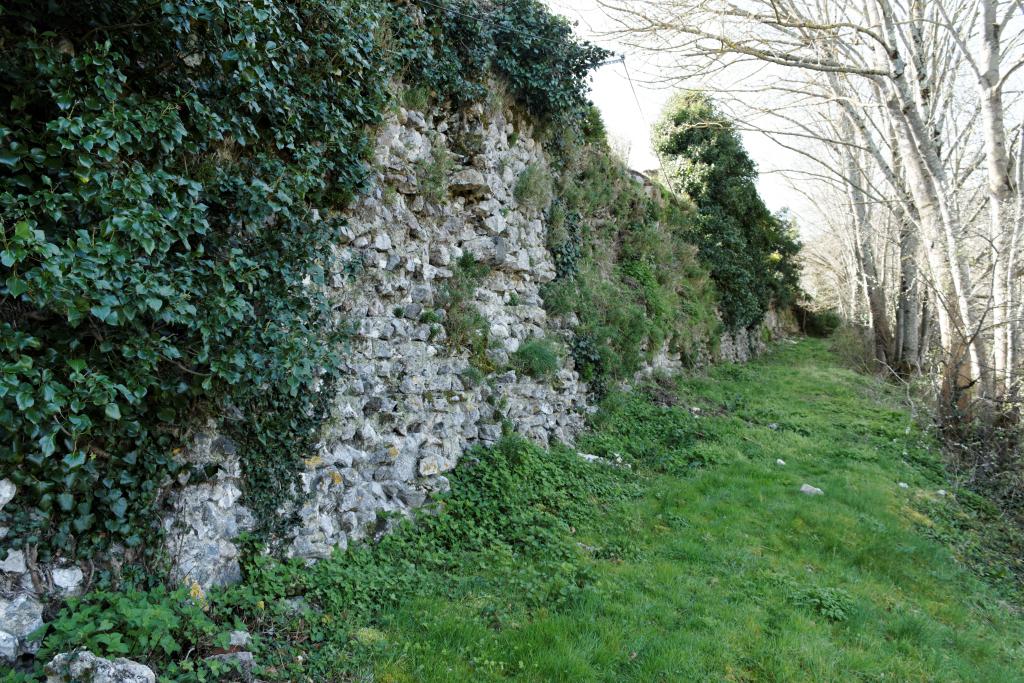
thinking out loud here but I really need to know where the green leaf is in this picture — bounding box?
[6,276,29,297]
[104,403,122,420]
[14,221,33,241]
[15,391,34,410]
[63,452,86,469]
[57,492,74,511]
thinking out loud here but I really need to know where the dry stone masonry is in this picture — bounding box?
[166,100,594,584]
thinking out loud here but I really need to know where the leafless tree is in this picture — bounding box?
[597,0,1024,405]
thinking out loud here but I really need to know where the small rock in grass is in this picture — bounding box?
[768,423,779,430]
[228,630,251,648]
[898,482,909,489]
[45,650,155,683]
[204,651,254,682]
[937,489,947,496]
[776,459,786,466]
[800,484,824,496]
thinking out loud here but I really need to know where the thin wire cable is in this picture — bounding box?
[621,57,668,179]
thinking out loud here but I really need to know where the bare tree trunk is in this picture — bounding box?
[978,0,1016,395]
[897,217,923,373]
[1009,127,1024,394]
[842,130,893,364]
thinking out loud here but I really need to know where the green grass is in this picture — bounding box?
[342,339,1024,682]
[17,339,1024,682]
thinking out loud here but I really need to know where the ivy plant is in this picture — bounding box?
[0,0,609,563]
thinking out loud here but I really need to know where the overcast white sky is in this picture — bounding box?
[544,0,814,228]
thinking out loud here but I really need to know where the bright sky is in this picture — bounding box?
[544,0,812,228]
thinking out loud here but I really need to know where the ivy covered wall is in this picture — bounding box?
[0,0,609,564]
[0,0,798,581]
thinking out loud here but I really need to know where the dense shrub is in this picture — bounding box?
[653,91,801,330]
[0,0,607,561]
[404,0,610,130]
[0,0,398,560]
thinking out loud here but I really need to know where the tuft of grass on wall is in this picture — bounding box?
[514,162,554,212]
[438,253,496,373]
[510,337,562,380]
[416,136,454,205]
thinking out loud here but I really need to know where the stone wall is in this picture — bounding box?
[0,97,783,665]
[162,99,783,586]
[164,99,594,591]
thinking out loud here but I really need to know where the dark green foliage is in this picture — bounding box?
[0,0,608,560]
[789,585,855,622]
[795,304,842,337]
[511,337,561,380]
[33,585,220,668]
[653,91,801,330]
[0,0,393,560]
[403,0,610,130]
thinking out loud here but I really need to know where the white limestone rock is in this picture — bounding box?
[45,650,155,683]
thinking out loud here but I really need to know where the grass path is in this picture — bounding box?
[362,339,1024,682]
[22,339,1024,682]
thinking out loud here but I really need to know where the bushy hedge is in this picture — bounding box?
[403,0,609,129]
[653,91,801,330]
[0,0,606,562]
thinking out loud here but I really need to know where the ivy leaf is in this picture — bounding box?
[63,451,86,469]
[90,305,112,322]
[57,492,74,511]
[72,514,94,533]
[15,391,34,410]
[6,276,29,297]
[105,403,122,420]
[110,497,128,519]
